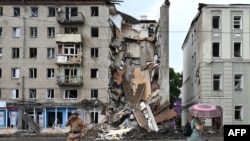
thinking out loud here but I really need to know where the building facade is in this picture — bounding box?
[0,0,114,129]
[182,3,250,129]
[0,0,170,131]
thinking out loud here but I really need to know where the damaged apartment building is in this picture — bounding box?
[0,0,175,134]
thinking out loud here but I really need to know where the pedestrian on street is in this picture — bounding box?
[187,115,205,141]
[65,110,85,141]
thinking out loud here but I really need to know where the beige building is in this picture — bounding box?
[182,3,250,129]
[0,0,170,132]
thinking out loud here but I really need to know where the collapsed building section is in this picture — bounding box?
[98,3,177,138]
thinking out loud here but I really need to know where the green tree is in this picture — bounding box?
[169,67,182,108]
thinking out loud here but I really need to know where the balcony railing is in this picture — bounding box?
[57,76,83,86]
[56,54,82,64]
[56,12,84,24]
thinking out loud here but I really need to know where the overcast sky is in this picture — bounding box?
[116,0,250,73]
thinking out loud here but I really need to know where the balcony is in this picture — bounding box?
[56,12,84,25]
[57,76,83,86]
[56,55,82,64]
[56,34,82,43]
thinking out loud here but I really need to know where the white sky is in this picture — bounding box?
[116,0,250,73]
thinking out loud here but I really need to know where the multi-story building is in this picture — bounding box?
[0,0,170,131]
[0,0,116,129]
[182,3,250,130]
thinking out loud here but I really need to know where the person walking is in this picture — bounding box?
[187,115,205,141]
[65,110,85,141]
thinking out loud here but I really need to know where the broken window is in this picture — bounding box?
[29,48,37,58]
[91,27,99,37]
[90,112,98,123]
[234,74,243,91]
[30,27,37,37]
[0,7,2,16]
[91,7,99,16]
[47,68,54,78]
[64,89,77,99]
[91,89,98,98]
[212,16,220,29]
[11,68,19,78]
[212,42,220,57]
[47,27,55,37]
[31,7,38,17]
[65,27,78,34]
[12,27,20,37]
[48,7,55,17]
[233,16,241,29]
[234,42,242,57]
[213,74,221,91]
[0,27,2,37]
[47,89,54,99]
[235,105,242,120]
[47,48,55,58]
[29,89,36,99]
[91,48,98,58]
[12,48,19,58]
[29,68,37,78]
[91,69,98,78]
[11,89,19,99]
[13,7,20,17]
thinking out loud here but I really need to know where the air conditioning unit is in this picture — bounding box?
[55,7,61,12]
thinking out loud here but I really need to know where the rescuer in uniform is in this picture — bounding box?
[65,110,85,141]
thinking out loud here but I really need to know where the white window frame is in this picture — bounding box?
[11,89,19,99]
[11,68,20,78]
[47,27,55,37]
[47,48,55,58]
[233,15,242,29]
[30,27,37,37]
[235,105,243,120]
[234,74,243,91]
[47,89,54,99]
[12,27,20,37]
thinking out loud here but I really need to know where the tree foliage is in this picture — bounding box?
[169,67,182,108]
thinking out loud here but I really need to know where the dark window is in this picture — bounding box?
[31,7,38,17]
[91,7,99,16]
[212,16,220,29]
[213,74,221,91]
[29,68,37,78]
[0,7,3,16]
[65,90,77,99]
[47,68,54,78]
[30,48,37,58]
[47,89,54,99]
[212,42,220,57]
[29,89,36,98]
[91,69,98,78]
[90,112,98,123]
[91,89,98,98]
[47,27,55,37]
[12,48,19,58]
[65,27,78,34]
[48,7,55,17]
[0,68,1,78]
[235,106,242,120]
[47,48,55,58]
[91,48,98,58]
[234,42,241,57]
[13,7,20,17]
[91,27,98,37]
[30,27,37,37]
